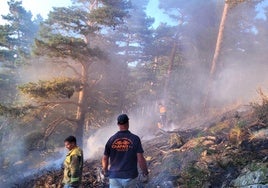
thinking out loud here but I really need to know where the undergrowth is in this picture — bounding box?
[251,88,268,125]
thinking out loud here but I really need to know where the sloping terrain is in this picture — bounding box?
[144,106,268,188]
[14,105,268,188]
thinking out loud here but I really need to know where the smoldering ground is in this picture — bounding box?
[0,121,66,188]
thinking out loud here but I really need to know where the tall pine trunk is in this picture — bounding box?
[209,3,229,76]
[75,63,89,147]
[74,0,99,147]
[164,40,178,101]
[203,2,229,110]
[163,11,184,103]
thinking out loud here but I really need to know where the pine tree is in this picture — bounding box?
[106,0,155,111]
[0,0,41,101]
[24,0,131,147]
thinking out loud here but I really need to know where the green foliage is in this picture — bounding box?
[34,35,105,60]
[110,1,154,64]
[0,67,17,100]
[89,0,131,27]
[247,162,268,171]
[0,0,41,102]
[0,104,34,117]
[236,120,247,128]
[180,163,209,187]
[18,77,80,99]
[20,0,133,147]
[46,7,93,35]
[0,0,41,63]
[151,24,176,57]
[228,151,253,167]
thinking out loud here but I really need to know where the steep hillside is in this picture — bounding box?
[15,105,268,188]
[144,106,268,187]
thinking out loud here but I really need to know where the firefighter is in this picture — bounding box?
[158,103,167,129]
[62,136,83,188]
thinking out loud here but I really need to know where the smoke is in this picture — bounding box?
[85,125,116,159]
[0,122,66,187]
[18,59,78,83]
[0,120,65,187]
[85,107,160,159]
[1,1,268,187]
[208,1,268,106]
[211,62,268,106]
[162,0,268,116]
[0,59,72,186]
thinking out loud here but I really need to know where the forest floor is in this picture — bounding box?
[13,104,268,187]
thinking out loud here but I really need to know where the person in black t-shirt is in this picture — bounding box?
[102,114,149,188]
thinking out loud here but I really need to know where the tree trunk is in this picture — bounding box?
[163,40,178,101]
[163,10,184,103]
[209,2,229,76]
[75,63,89,147]
[119,34,130,113]
[75,0,99,147]
[203,2,229,110]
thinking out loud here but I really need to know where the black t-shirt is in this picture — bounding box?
[104,130,144,179]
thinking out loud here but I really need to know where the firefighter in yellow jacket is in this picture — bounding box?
[62,136,83,188]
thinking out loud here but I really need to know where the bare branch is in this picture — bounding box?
[63,64,83,78]
[44,117,66,139]
[40,100,80,107]
[89,74,103,87]
[65,117,79,123]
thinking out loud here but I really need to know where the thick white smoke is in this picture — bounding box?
[85,111,160,159]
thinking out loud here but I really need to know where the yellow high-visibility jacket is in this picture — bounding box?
[62,146,83,186]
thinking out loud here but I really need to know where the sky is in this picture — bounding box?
[0,0,171,27]
[0,0,72,18]
[0,0,267,26]
[256,0,268,20]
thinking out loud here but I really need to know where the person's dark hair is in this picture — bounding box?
[64,135,77,144]
[117,114,129,125]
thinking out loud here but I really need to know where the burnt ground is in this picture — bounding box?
[12,105,268,188]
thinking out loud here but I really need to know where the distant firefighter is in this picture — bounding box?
[158,103,167,129]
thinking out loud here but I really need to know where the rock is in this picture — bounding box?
[250,128,268,140]
[231,163,268,187]
[229,184,268,188]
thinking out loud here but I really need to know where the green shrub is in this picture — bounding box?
[180,163,209,187]
[251,89,268,125]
